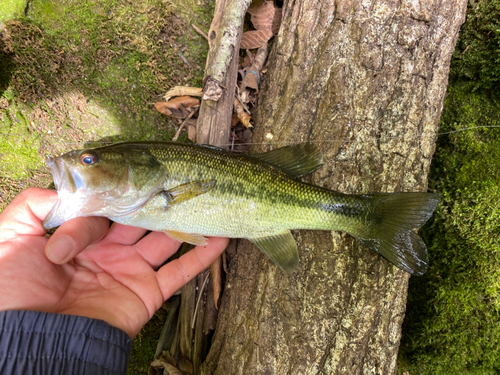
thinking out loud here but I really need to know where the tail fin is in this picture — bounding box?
[353,193,439,276]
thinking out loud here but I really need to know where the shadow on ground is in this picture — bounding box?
[0,0,212,182]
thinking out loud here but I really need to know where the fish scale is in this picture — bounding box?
[143,144,357,235]
[42,141,439,275]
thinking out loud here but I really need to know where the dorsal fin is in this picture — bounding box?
[251,143,324,178]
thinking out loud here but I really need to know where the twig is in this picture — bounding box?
[172,106,199,142]
[178,52,192,68]
[246,49,254,65]
[191,272,210,329]
[192,24,209,41]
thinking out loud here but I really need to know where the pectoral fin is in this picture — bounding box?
[164,230,208,246]
[250,231,299,273]
[161,179,216,207]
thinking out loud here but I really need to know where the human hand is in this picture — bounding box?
[0,188,228,337]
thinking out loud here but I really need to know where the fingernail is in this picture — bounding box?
[46,235,75,263]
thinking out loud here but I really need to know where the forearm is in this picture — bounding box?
[0,310,132,375]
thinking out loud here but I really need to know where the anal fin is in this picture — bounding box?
[250,231,299,273]
[164,230,208,246]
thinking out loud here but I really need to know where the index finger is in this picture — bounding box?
[156,237,229,300]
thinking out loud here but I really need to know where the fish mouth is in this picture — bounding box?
[42,155,88,229]
[46,155,63,191]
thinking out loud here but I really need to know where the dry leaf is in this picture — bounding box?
[233,98,253,128]
[210,256,222,309]
[241,70,260,91]
[164,86,203,101]
[241,0,277,49]
[149,351,182,375]
[155,97,200,119]
[154,102,172,116]
[248,0,275,29]
[164,96,200,110]
[239,112,252,128]
[241,30,273,49]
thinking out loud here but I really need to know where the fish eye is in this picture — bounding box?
[80,152,97,165]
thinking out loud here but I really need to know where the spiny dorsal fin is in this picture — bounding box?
[251,143,324,178]
[250,231,299,273]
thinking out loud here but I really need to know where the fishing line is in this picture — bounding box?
[4,125,500,148]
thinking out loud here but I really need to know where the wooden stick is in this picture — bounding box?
[196,0,252,148]
[192,24,209,41]
[172,106,199,142]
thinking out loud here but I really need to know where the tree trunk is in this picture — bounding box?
[201,0,467,373]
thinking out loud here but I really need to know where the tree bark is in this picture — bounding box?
[202,0,467,373]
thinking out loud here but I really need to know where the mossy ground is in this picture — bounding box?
[0,0,212,373]
[399,0,500,372]
[0,0,28,22]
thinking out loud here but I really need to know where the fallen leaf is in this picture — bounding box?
[210,256,222,309]
[233,97,253,128]
[155,97,200,119]
[177,357,193,375]
[154,102,172,116]
[241,70,260,91]
[241,30,273,49]
[248,0,275,30]
[241,0,277,49]
[149,351,182,375]
[164,96,200,110]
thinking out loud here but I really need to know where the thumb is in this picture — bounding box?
[45,216,110,264]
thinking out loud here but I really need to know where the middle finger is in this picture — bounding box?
[132,231,182,268]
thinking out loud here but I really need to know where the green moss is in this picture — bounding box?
[127,309,167,375]
[399,85,500,374]
[0,0,28,22]
[0,92,41,179]
[450,0,500,96]
[399,2,500,372]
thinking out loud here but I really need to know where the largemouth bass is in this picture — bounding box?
[42,142,439,275]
